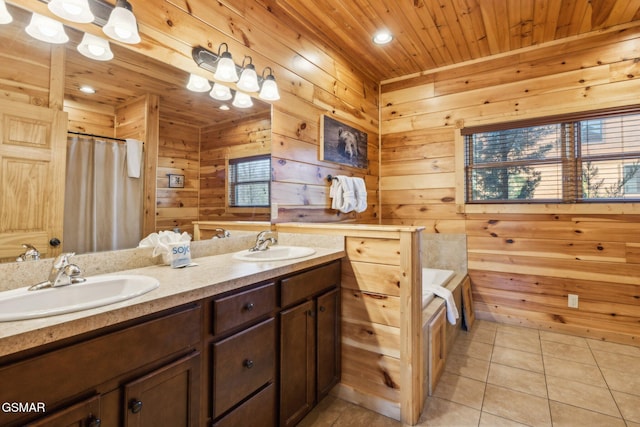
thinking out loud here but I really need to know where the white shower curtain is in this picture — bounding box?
[63,135,143,253]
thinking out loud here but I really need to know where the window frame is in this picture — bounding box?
[225,153,271,213]
[455,105,640,215]
[461,105,640,206]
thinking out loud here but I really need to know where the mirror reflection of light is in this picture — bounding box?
[79,85,95,94]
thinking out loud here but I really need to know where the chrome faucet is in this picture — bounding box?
[213,228,231,238]
[250,231,277,252]
[28,253,86,291]
[16,244,40,262]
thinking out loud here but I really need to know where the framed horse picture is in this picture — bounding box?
[320,115,368,169]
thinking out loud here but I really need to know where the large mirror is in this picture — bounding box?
[0,3,272,262]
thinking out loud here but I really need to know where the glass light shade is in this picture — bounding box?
[259,76,280,101]
[237,64,260,92]
[103,2,140,44]
[209,83,232,101]
[0,0,13,25]
[77,33,113,61]
[232,91,253,108]
[214,53,239,82]
[25,13,69,44]
[186,73,211,92]
[48,0,94,23]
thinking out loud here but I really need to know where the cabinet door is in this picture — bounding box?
[280,300,315,427]
[316,288,340,399]
[26,395,101,427]
[124,352,200,427]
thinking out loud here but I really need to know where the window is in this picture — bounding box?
[228,155,271,208]
[464,107,640,203]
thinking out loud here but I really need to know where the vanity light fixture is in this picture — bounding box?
[102,0,140,44]
[237,56,260,92]
[213,43,239,82]
[26,13,69,44]
[372,29,393,45]
[77,32,113,61]
[0,0,13,24]
[48,0,95,24]
[258,67,280,101]
[186,73,211,92]
[232,91,253,108]
[209,83,232,101]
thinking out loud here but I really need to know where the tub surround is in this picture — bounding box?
[0,232,344,358]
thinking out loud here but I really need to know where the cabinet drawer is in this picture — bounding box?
[212,383,275,427]
[212,318,276,418]
[281,261,340,307]
[212,282,277,335]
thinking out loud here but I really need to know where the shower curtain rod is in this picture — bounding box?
[67,131,127,143]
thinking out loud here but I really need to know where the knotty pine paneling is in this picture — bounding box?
[380,29,640,345]
[64,100,116,137]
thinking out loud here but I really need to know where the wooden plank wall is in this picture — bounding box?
[380,27,640,345]
[155,118,200,235]
[64,100,115,137]
[199,112,271,222]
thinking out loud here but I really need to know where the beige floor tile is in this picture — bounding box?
[298,396,353,427]
[612,390,640,424]
[543,355,607,387]
[482,384,551,427]
[546,376,621,418]
[451,337,493,361]
[539,330,589,348]
[418,397,481,427]
[332,403,401,427]
[444,353,491,382]
[495,330,541,354]
[487,363,547,398]
[496,323,540,338]
[592,350,640,375]
[479,412,529,426]
[626,422,640,427]
[462,325,496,345]
[601,367,640,396]
[540,340,596,365]
[549,401,626,427]
[491,346,544,372]
[432,371,486,410]
[587,339,640,357]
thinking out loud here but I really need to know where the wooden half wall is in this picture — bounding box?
[380,25,640,345]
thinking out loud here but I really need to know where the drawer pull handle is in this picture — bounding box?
[129,399,143,414]
[245,302,255,311]
[319,306,326,312]
[88,417,101,427]
[244,359,254,369]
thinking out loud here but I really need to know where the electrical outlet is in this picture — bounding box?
[568,294,579,308]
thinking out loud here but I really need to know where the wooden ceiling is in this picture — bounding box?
[268,0,640,82]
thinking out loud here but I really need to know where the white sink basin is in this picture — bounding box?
[0,274,159,322]
[233,246,316,262]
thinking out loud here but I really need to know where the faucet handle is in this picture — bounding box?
[53,252,75,269]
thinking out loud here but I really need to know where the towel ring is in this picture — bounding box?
[326,175,338,182]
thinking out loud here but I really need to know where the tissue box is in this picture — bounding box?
[164,241,191,268]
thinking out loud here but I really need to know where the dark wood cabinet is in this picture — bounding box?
[279,261,341,427]
[25,395,101,427]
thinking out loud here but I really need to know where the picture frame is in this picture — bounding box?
[167,174,185,188]
[320,115,368,169]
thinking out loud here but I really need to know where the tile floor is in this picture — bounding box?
[299,320,640,426]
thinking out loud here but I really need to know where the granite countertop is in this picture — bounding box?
[0,247,345,358]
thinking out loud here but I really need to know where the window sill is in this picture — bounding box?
[458,202,640,215]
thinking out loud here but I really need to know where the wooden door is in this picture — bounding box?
[280,300,315,427]
[26,395,101,427]
[0,100,67,262]
[316,288,340,400]
[123,352,200,427]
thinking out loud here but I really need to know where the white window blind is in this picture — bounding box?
[228,155,271,208]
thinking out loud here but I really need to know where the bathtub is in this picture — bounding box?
[422,268,455,308]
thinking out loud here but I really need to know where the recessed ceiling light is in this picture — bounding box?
[372,30,393,45]
[79,85,95,94]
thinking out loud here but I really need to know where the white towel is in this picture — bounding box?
[330,175,357,213]
[126,138,143,178]
[353,177,367,212]
[425,285,459,325]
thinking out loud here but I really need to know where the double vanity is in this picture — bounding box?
[0,234,343,426]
